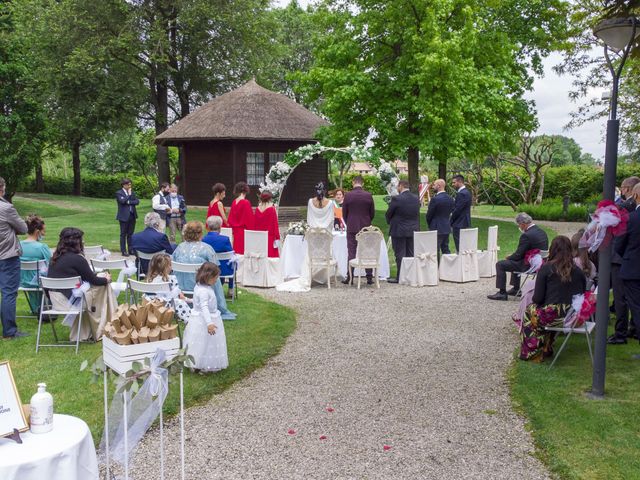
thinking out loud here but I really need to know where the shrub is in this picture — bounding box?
[22,174,157,199]
[517,199,591,222]
[341,173,386,194]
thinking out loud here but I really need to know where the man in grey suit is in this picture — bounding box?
[426,179,455,255]
[0,177,29,338]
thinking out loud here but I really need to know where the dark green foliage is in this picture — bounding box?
[22,175,156,199]
[340,173,386,195]
[517,199,591,222]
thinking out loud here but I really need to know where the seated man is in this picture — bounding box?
[131,212,176,274]
[487,213,549,301]
[202,215,234,294]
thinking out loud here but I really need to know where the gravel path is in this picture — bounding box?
[127,278,549,479]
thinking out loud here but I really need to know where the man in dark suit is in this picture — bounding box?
[487,213,549,300]
[131,212,176,275]
[342,175,375,285]
[385,180,420,283]
[426,179,455,255]
[615,183,640,357]
[115,178,139,256]
[450,174,472,252]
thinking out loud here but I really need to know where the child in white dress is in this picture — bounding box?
[183,262,228,372]
[144,254,191,321]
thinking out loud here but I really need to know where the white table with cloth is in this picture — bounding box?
[0,414,99,480]
[280,232,390,281]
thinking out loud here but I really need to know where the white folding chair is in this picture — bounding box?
[18,260,47,319]
[91,258,136,302]
[439,228,479,283]
[216,251,238,302]
[477,225,499,278]
[84,245,105,260]
[36,276,93,354]
[399,231,438,287]
[544,308,595,369]
[220,227,233,244]
[306,228,338,289]
[241,230,282,287]
[514,249,549,299]
[135,250,165,279]
[171,261,204,296]
[349,226,383,289]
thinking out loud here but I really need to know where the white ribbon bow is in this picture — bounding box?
[62,281,91,328]
[246,252,263,273]
[111,261,137,296]
[416,252,437,263]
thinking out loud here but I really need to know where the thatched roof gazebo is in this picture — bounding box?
[155,79,329,207]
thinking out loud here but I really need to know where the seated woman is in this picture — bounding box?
[172,221,236,320]
[202,216,235,295]
[47,227,117,341]
[571,230,596,287]
[206,183,228,227]
[252,191,280,258]
[519,236,587,362]
[306,182,334,230]
[19,215,51,314]
[332,188,345,230]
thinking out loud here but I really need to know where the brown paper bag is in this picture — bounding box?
[114,328,132,345]
[119,310,132,329]
[112,317,122,333]
[130,329,139,344]
[148,327,161,342]
[160,325,178,340]
[138,326,150,343]
[146,311,159,329]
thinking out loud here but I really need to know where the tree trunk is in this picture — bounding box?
[72,140,81,196]
[407,146,419,192]
[438,159,447,181]
[35,161,44,193]
[535,173,545,205]
[176,97,190,193]
[155,79,170,184]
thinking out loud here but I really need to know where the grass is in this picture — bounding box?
[471,204,517,219]
[5,193,296,443]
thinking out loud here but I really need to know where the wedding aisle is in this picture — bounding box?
[128,279,549,479]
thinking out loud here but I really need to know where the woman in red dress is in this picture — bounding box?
[227,182,253,254]
[253,191,280,258]
[206,183,228,227]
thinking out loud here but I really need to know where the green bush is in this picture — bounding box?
[22,174,157,199]
[517,199,591,222]
[342,173,386,194]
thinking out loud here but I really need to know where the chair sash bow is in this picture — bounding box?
[245,252,263,273]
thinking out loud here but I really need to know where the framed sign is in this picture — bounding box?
[0,361,29,437]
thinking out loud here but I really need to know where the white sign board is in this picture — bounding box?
[0,362,28,437]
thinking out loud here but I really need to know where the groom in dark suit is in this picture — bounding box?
[115,178,139,256]
[450,174,472,252]
[385,180,420,283]
[342,176,375,285]
[426,179,455,255]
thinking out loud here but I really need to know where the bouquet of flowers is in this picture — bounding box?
[376,160,399,197]
[286,220,309,236]
[579,200,629,253]
[524,249,544,272]
[260,161,292,204]
[565,291,597,328]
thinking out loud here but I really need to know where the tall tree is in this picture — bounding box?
[297,0,569,190]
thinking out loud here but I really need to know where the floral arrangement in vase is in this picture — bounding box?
[286,220,309,236]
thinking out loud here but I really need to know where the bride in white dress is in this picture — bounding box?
[277,183,335,292]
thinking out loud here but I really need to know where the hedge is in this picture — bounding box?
[517,199,592,222]
[22,175,157,199]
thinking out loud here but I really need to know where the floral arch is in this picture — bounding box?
[259,143,400,205]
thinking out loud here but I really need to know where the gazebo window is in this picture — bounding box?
[246,152,264,185]
[269,152,285,167]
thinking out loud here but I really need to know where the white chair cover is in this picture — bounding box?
[241,230,282,287]
[399,231,438,287]
[220,227,233,244]
[306,228,338,288]
[439,228,479,283]
[348,226,383,289]
[477,225,499,278]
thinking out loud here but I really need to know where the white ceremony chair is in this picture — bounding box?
[349,226,383,289]
[216,251,238,302]
[477,225,499,278]
[36,276,93,354]
[91,258,136,302]
[135,250,165,279]
[513,249,549,299]
[544,308,595,369]
[220,227,233,244]
[241,230,282,287]
[439,228,479,283]
[399,231,439,287]
[17,260,47,319]
[171,261,204,296]
[84,245,105,260]
[305,227,338,289]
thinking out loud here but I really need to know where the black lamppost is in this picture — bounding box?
[591,16,639,398]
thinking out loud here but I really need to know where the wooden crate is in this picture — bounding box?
[103,337,181,375]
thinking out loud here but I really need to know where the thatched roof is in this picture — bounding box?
[155,79,329,145]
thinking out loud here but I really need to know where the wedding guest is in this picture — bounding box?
[253,191,280,258]
[450,174,472,252]
[115,178,139,256]
[615,183,640,356]
[131,212,176,274]
[487,213,548,301]
[183,262,228,372]
[202,216,234,295]
[426,179,455,255]
[206,183,228,227]
[385,180,420,283]
[152,182,171,223]
[571,230,596,286]
[518,236,587,361]
[307,182,334,230]
[172,221,236,320]
[47,227,117,341]
[19,215,51,314]
[342,175,375,285]
[166,184,187,243]
[0,176,28,339]
[333,188,345,230]
[227,182,253,254]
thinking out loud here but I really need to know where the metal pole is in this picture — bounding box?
[180,370,185,480]
[104,370,110,478]
[124,389,129,480]
[160,406,164,480]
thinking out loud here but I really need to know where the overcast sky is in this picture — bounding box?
[274,0,606,160]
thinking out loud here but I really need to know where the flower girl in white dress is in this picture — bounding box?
[183,262,229,372]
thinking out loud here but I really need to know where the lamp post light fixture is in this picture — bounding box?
[590,16,639,399]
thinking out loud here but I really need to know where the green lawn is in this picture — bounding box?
[472,204,518,219]
[6,193,296,443]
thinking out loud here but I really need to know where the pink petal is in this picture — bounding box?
[326,407,335,413]
[319,435,327,440]
[383,445,392,451]
[288,429,296,435]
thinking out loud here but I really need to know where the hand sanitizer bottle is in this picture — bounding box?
[30,383,53,434]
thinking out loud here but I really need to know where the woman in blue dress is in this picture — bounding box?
[19,215,51,314]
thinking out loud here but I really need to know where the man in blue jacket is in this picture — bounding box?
[426,179,455,255]
[131,212,176,275]
[450,174,472,252]
[115,178,139,256]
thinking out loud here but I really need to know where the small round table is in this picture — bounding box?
[0,414,98,480]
